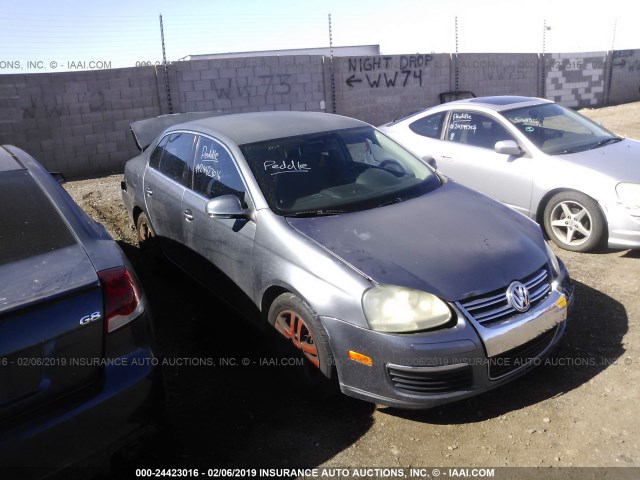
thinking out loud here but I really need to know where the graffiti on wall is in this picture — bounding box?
[345,55,434,88]
[207,75,292,99]
[23,91,104,119]
[612,50,640,72]
[456,59,530,81]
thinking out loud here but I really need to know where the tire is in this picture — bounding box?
[543,191,606,252]
[268,293,337,393]
[136,212,162,264]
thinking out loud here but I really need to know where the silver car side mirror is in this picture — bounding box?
[495,140,523,156]
[205,194,247,219]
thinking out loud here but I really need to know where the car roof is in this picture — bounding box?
[445,95,553,112]
[171,111,370,145]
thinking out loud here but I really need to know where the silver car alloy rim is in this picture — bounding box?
[550,200,592,246]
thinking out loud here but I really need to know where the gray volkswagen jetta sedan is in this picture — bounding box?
[121,111,574,409]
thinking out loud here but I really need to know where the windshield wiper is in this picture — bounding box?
[589,137,622,150]
[285,209,348,218]
[376,196,409,208]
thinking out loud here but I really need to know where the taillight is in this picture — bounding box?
[98,267,144,333]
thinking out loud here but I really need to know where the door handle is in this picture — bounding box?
[145,187,153,196]
[183,209,194,221]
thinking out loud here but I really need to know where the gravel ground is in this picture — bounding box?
[63,103,640,474]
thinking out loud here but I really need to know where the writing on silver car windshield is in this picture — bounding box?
[241,126,440,216]
[263,159,311,175]
[502,103,619,155]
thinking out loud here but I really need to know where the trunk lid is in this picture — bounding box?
[0,170,104,422]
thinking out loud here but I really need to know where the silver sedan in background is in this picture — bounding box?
[380,96,640,252]
[121,111,574,409]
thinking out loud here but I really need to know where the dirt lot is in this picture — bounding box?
[63,104,640,474]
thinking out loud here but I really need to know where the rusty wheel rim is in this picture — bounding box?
[138,219,154,243]
[274,309,320,368]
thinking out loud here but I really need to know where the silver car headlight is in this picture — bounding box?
[362,285,452,333]
[616,182,640,209]
[545,241,561,277]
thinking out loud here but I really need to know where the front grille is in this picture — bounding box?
[387,363,473,395]
[488,325,559,379]
[457,266,551,326]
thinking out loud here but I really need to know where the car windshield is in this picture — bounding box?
[501,103,620,155]
[241,126,441,216]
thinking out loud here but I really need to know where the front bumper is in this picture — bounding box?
[605,202,640,249]
[320,267,574,409]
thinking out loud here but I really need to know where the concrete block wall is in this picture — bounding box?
[1,48,639,178]
[545,52,607,108]
[0,66,166,178]
[169,56,326,114]
[455,53,540,97]
[330,54,451,126]
[608,49,640,105]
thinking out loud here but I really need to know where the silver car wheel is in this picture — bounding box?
[549,200,592,247]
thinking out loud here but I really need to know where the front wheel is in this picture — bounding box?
[543,191,606,252]
[268,293,337,393]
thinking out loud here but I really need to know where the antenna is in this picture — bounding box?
[541,19,549,99]
[159,14,173,114]
[454,16,459,91]
[328,14,336,113]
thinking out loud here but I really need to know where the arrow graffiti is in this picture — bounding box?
[346,75,362,87]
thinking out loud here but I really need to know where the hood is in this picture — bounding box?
[558,138,640,183]
[129,111,226,151]
[287,181,548,301]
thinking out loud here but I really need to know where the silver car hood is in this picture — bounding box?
[557,138,640,182]
[287,181,548,302]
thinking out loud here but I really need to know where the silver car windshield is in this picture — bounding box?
[501,103,620,155]
[241,126,441,216]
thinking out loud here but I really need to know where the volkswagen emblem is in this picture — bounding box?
[506,281,530,312]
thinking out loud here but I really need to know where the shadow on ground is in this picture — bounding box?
[109,240,628,471]
[110,242,375,474]
[382,279,628,424]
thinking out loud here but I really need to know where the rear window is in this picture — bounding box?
[0,170,76,265]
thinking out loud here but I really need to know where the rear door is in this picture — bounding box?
[143,132,196,264]
[0,170,104,421]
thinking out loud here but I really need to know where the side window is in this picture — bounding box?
[149,135,168,169]
[446,111,514,150]
[192,136,246,201]
[409,112,445,139]
[159,133,196,185]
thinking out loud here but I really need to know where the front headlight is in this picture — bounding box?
[545,241,561,277]
[616,183,640,209]
[362,285,452,333]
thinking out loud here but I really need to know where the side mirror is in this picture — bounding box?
[494,140,523,156]
[422,156,438,169]
[205,195,247,219]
